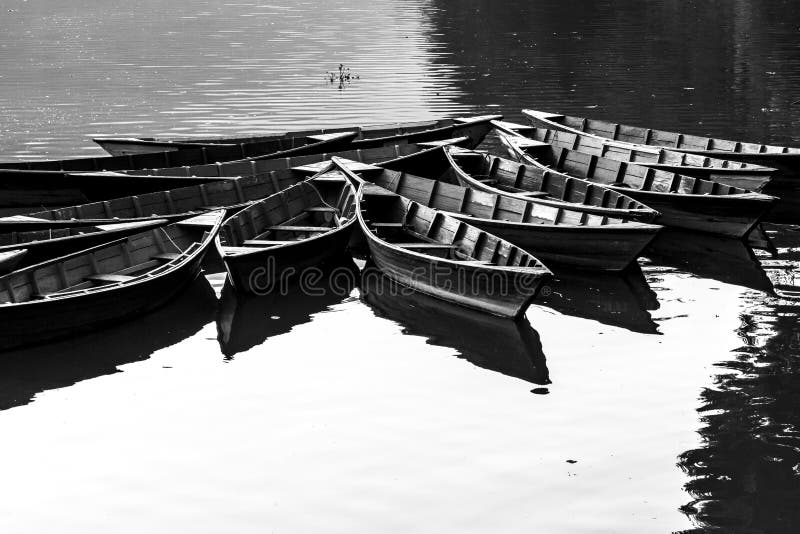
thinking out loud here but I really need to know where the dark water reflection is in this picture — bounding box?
[425,0,800,145]
[0,278,217,411]
[360,266,549,385]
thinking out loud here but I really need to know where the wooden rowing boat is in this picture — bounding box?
[335,158,552,318]
[0,131,358,172]
[3,142,459,230]
[92,114,502,156]
[337,158,660,271]
[497,129,777,238]
[0,169,226,208]
[359,265,549,384]
[523,109,800,222]
[0,219,170,273]
[0,210,224,351]
[437,146,659,222]
[494,119,776,192]
[522,109,800,174]
[216,166,357,293]
[101,136,469,178]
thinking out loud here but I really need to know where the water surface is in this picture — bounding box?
[1,1,799,532]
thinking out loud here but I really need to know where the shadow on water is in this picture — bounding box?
[358,265,549,386]
[644,229,775,295]
[677,295,800,533]
[216,258,359,358]
[533,264,660,334]
[0,277,217,411]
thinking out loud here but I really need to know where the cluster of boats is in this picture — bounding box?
[0,110,796,352]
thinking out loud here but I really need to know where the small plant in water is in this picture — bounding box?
[325,64,360,90]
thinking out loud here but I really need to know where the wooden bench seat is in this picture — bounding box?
[154,252,183,262]
[371,222,404,228]
[393,243,457,250]
[242,239,296,246]
[304,206,338,213]
[87,273,137,284]
[265,225,331,233]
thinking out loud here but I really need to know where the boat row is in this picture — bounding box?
[0,110,794,351]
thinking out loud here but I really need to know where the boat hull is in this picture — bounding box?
[220,225,355,294]
[365,238,545,318]
[462,219,659,271]
[0,252,206,352]
[618,190,773,238]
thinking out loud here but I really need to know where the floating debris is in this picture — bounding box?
[326,63,360,90]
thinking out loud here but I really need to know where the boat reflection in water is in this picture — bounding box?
[216,258,359,358]
[0,277,217,411]
[644,228,775,294]
[678,295,800,532]
[533,264,660,335]
[358,265,549,385]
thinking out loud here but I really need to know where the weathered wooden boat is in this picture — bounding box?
[0,169,226,208]
[216,167,357,293]
[0,210,224,351]
[0,219,170,273]
[522,109,800,175]
[497,130,777,238]
[359,265,549,384]
[336,159,552,318]
[103,137,468,177]
[437,146,659,222]
[216,258,358,357]
[0,131,358,172]
[523,109,800,222]
[337,158,660,271]
[534,264,660,335]
[92,114,502,156]
[2,142,460,230]
[494,119,776,192]
[0,250,27,274]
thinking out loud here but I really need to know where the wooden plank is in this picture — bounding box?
[394,243,457,250]
[87,273,136,284]
[242,239,296,246]
[264,225,330,232]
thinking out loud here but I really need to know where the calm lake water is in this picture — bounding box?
[1,1,800,532]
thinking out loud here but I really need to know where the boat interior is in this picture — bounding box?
[447,148,649,209]
[218,172,355,253]
[359,183,541,268]
[0,216,215,304]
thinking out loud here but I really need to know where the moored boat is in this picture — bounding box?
[92,114,502,156]
[335,158,553,318]
[0,131,358,172]
[522,109,800,174]
[216,166,357,293]
[0,169,226,208]
[0,210,224,351]
[336,158,660,271]
[497,129,777,239]
[0,142,459,230]
[0,219,170,273]
[494,119,776,192]
[436,146,659,222]
[522,108,800,222]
